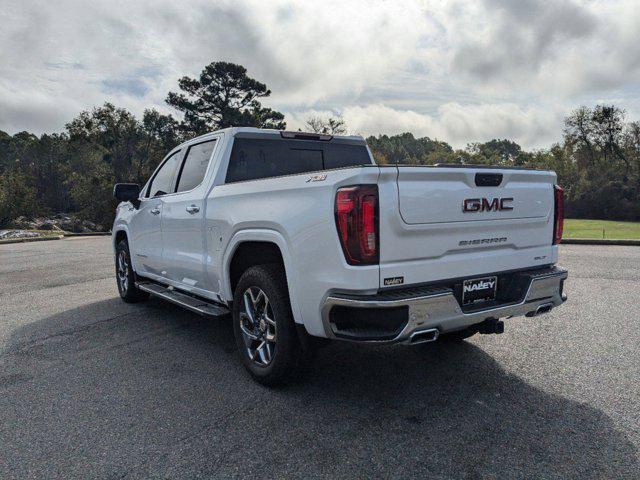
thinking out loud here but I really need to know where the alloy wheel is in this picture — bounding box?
[117,250,129,292]
[239,286,277,366]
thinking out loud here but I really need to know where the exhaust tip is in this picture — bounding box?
[537,304,552,315]
[409,328,439,344]
[526,303,554,317]
[525,303,553,317]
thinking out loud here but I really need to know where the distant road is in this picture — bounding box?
[0,238,638,479]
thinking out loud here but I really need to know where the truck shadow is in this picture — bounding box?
[2,297,638,479]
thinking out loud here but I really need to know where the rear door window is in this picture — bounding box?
[225,138,371,183]
[175,139,216,193]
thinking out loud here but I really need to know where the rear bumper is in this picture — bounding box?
[321,266,568,344]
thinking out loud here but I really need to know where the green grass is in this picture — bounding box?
[564,219,640,240]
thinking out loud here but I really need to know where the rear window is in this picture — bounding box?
[225,138,371,183]
[176,139,216,192]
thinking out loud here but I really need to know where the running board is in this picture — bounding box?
[136,282,229,318]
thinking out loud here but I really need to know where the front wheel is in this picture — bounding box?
[115,240,149,303]
[232,264,310,386]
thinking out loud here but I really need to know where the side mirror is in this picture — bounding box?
[113,183,140,204]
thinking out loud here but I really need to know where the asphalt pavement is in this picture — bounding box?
[0,237,638,479]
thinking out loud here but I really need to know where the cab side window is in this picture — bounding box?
[175,139,217,193]
[146,150,182,198]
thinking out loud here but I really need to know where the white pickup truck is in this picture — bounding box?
[112,127,567,384]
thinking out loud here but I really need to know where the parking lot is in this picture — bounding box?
[0,237,638,479]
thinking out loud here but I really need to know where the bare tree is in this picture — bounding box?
[305,116,347,135]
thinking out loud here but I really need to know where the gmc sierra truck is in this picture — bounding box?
[112,127,567,385]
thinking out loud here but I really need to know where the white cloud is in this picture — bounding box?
[1,0,640,149]
[435,103,563,148]
[445,0,640,97]
[288,103,563,149]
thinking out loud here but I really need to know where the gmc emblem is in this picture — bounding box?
[463,197,514,212]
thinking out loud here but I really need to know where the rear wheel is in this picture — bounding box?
[232,264,311,386]
[115,240,149,303]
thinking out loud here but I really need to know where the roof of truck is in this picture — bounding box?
[191,127,366,144]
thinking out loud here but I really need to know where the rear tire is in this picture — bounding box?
[115,240,149,303]
[232,264,311,386]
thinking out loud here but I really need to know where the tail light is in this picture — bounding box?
[553,185,564,245]
[335,185,379,265]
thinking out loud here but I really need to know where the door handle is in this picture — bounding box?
[186,205,200,214]
[150,207,160,215]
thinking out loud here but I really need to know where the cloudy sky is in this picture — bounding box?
[1,0,640,148]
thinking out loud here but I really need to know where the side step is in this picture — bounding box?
[136,282,229,318]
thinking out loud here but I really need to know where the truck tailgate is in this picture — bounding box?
[397,167,552,224]
[377,166,558,287]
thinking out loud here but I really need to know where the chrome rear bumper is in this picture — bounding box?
[321,266,568,344]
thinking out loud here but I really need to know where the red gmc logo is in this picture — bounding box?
[463,197,514,212]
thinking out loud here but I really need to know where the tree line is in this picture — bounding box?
[1,61,639,230]
[0,61,282,228]
[367,105,640,220]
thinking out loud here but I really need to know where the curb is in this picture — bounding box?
[0,232,111,245]
[0,235,64,245]
[561,238,640,246]
[62,232,111,237]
